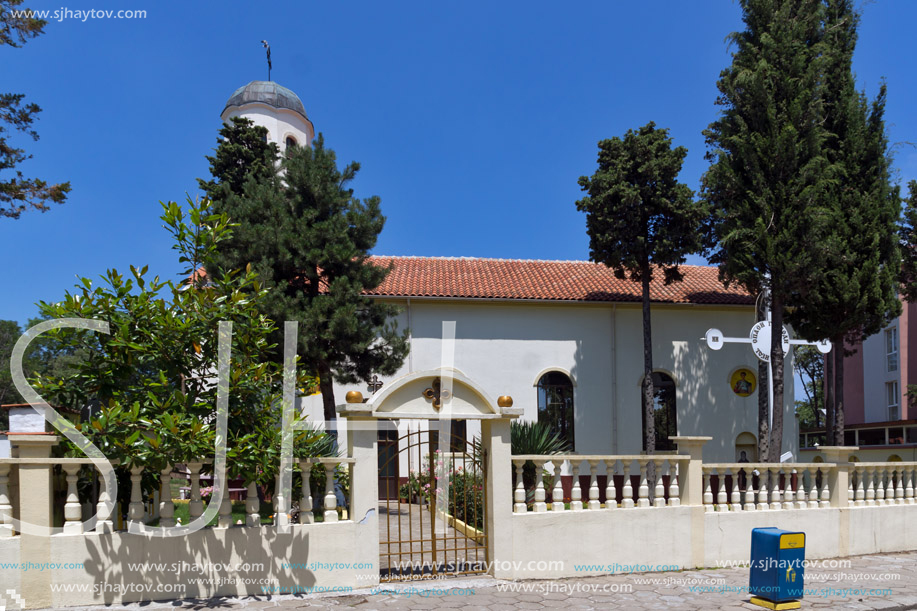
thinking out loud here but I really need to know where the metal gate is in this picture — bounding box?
[378,426,488,581]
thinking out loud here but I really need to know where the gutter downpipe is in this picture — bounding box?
[406,297,413,373]
[612,304,618,454]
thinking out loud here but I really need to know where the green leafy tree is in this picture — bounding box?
[576,122,706,456]
[702,0,832,461]
[1,1,70,218]
[786,1,901,445]
[32,199,324,515]
[793,345,824,431]
[200,121,409,423]
[1,316,85,429]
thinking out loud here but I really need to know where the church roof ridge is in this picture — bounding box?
[365,256,750,305]
[371,254,716,269]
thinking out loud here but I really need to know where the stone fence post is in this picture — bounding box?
[671,436,712,506]
[819,446,859,507]
[10,433,59,609]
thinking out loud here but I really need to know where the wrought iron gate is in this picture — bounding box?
[378,426,488,581]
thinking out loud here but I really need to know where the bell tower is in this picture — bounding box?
[221,81,314,151]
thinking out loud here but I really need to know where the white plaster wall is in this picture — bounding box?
[509,505,917,580]
[0,523,366,609]
[329,300,796,463]
[221,104,314,152]
[510,507,696,578]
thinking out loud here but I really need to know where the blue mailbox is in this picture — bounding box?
[749,527,805,610]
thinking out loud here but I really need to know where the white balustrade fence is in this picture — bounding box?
[0,456,356,538]
[701,463,832,512]
[510,456,917,513]
[512,454,690,512]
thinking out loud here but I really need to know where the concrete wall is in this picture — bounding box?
[508,504,917,579]
[322,299,797,463]
[0,522,366,609]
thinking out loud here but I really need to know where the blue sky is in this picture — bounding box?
[2,0,916,327]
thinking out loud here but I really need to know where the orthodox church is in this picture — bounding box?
[220,80,797,466]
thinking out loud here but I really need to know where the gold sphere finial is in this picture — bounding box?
[497,395,513,408]
[345,390,364,404]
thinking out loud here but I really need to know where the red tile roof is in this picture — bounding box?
[366,256,752,305]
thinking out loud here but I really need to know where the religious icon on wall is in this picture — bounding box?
[730,368,756,397]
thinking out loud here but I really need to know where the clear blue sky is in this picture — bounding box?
[2,0,916,326]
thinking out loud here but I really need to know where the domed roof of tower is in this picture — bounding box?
[223,81,308,120]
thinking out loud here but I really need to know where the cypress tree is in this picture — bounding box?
[787,1,901,445]
[901,182,917,301]
[577,122,706,456]
[702,0,832,460]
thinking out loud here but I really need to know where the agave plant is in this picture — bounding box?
[511,420,570,456]
[511,420,570,506]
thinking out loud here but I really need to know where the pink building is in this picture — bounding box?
[801,300,917,456]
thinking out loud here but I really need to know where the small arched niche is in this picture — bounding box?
[735,432,757,463]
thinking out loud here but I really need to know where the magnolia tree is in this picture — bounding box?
[31,198,332,516]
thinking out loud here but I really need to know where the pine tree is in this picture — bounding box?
[1,1,70,218]
[786,1,901,446]
[577,122,706,456]
[198,117,277,197]
[200,123,409,422]
[702,0,832,460]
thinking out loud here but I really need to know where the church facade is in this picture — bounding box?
[220,80,797,465]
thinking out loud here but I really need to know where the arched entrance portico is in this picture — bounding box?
[337,368,520,583]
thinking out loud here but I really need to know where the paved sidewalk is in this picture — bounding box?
[63,551,917,610]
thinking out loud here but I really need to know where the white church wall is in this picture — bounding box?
[613,305,797,462]
[325,298,796,464]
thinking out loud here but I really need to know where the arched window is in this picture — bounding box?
[537,372,575,451]
[642,372,677,452]
[285,136,297,149]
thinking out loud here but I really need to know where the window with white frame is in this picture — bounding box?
[887,380,900,421]
[887,327,899,372]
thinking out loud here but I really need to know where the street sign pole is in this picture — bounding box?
[704,317,830,443]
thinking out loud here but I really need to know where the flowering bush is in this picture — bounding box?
[396,451,484,530]
[447,468,484,530]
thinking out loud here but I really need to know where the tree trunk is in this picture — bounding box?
[641,270,656,456]
[317,362,337,424]
[813,369,821,431]
[825,344,836,446]
[769,294,784,461]
[834,345,845,446]
[756,296,769,463]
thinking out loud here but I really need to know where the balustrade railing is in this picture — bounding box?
[511,456,917,514]
[701,463,833,512]
[848,462,917,507]
[0,455,355,538]
[511,454,690,513]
